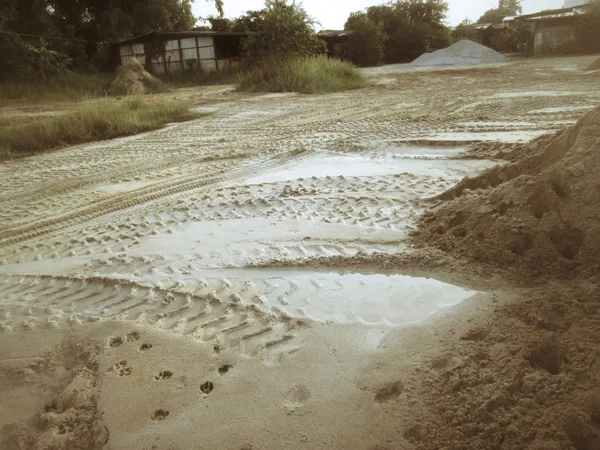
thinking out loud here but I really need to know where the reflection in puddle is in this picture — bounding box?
[126,269,478,327]
[245,151,493,184]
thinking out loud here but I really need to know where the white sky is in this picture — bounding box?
[193,0,564,28]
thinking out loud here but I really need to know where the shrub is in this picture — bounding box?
[0,97,204,159]
[575,1,600,54]
[243,0,326,64]
[238,55,368,94]
[344,13,388,67]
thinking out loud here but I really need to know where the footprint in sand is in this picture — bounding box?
[374,381,403,403]
[155,370,173,381]
[127,331,140,342]
[218,364,232,375]
[139,343,153,351]
[151,409,169,421]
[108,336,123,348]
[200,381,214,394]
[113,360,133,377]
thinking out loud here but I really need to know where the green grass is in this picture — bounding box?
[237,55,369,94]
[0,97,204,160]
[0,73,113,104]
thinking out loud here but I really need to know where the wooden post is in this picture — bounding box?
[179,39,184,72]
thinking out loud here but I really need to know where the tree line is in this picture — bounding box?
[2,0,599,83]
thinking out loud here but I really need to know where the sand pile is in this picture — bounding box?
[411,40,506,67]
[585,58,600,71]
[415,106,600,278]
[109,58,162,96]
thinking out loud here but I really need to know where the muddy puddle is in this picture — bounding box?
[423,130,551,143]
[245,150,494,184]
[112,269,478,326]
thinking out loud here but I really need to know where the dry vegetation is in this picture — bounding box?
[0,97,204,160]
[238,55,368,94]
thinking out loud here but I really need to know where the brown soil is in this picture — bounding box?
[415,106,600,280]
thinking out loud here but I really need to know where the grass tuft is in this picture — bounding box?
[238,55,368,94]
[0,73,113,104]
[0,97,204,160]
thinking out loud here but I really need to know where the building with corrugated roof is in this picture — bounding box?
[114,31,248,75]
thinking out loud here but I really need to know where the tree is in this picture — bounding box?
[232,10,267,32]
[574,0,600,53]
[452,18,477,42]
[346,0,451,64]
[344,13,387,67]
[478,0,522,24]
[242,0,326,64]
[499,0,522,14]
[0,0,198,77]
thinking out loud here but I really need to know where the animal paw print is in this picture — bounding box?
[152,409,169,421]
[155,370,173,381]
[114,360,132,376]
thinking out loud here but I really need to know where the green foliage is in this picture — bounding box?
[575,1,600,54]
[0,72,112,103]
[232,10,267,32]
[452,19,477,42]
[238,55,368,94]
[344,13,387,67]
[345,0,451,65]
[1,0,197,79]
[0,97,203,160]
[207,16,234,32]
[477,0,522,24]
[242,0,326,64]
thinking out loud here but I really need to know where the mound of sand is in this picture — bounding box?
[415,106,600,278]
[585,58,600,71]
[411,40,506,67]
[109,58,161,96]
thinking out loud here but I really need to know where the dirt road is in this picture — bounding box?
[1,55,599,450]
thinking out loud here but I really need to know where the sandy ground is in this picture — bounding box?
[1,55,600,450]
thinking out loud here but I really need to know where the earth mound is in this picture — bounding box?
[109,58,162,96]
[411,40,506,67]
[415,106,600,278]
[585,58,600,71]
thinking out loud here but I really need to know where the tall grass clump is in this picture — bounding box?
[0,72,112,104]
[0,97,204,160]
[238,55,368,94]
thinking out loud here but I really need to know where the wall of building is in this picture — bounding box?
[534,22,576,54]
[118,35,242,75]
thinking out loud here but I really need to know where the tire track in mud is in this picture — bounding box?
[0,149,312,248]
[1,174,448,265]
[0,274,304,361]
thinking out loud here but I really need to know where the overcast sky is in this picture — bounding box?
[192,0,564,28]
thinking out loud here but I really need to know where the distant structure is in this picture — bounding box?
[318,30,351,60]
[514,3,589,55]
[114,31,248,75]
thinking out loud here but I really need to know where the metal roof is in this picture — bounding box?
[116,31,249,46]
[524,11,580,21]
[507,5,588,23]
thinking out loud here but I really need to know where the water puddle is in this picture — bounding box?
[528,106,596,114]
[123,269,478,326]
[244,151,493,184]
[423,130,550,143]
[492,91,589,99]
[361,145,466,159]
